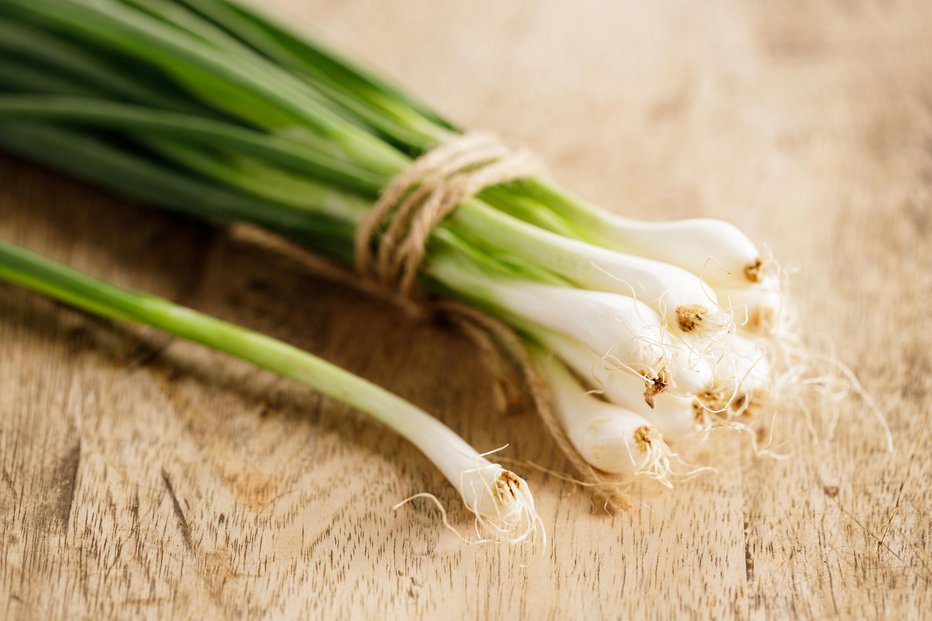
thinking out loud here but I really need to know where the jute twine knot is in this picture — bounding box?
[236,132,630,513]
[354,132,540,296]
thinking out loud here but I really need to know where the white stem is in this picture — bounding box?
[540,355,666,476]
[494,284,669,373]
[430,260,712,392]
[540,237,732,335]
[504,284,715,395]
[449,206,731,334]
[582,215,764,289]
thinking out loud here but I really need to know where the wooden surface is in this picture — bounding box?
[1,1,931,619]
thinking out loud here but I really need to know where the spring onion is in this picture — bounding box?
[0,238,544,544]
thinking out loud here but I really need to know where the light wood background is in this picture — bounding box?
[1,1,930,619]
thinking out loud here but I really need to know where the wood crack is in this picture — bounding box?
[160,468,194,553]
[55,440,81,530]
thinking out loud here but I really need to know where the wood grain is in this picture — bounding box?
[1,1,931,618]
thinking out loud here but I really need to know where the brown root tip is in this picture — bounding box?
[633,425,656,451]
[642,372,668,408]
[744,258,764,283]
[495,470,521,500]
[692,389,730,422]
[675,304,707,332]
[744,307,776,332]
[731,393,748,413]
[731,390,765,417]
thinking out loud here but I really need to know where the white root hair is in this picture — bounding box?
[393,462,546,547]
[626,426,716,488]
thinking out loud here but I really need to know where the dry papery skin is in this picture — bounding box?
[642,370,669,408]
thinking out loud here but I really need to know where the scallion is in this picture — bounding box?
[0,238,544,544]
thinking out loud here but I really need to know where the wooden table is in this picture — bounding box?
[1,1,930,618]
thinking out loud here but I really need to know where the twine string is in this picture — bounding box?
[355,132,538,296]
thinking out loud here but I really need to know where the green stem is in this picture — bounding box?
[2,0,408,175]
[0,95,385,195]
[177,0,454,147]
[0,15,201,112]
[0,122,356,256]
[0,238,480,477]
[0,56,98,97]
[146,138,371,224]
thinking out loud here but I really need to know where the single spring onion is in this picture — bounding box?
[518,204,768,290]
[0,238,543,544]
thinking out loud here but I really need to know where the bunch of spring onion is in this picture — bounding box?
[0,0,822,493]
[0,239,545,544]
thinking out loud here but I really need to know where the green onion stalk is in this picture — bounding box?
[0,0,809,485]
[0,238,544,544]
